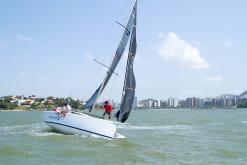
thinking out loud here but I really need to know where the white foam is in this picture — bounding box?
[118,124,192,131]
[0,123,49,136]
[79,134,87,138]
[0,123,44,131]
[31,131,61,137]
[241,121,247,124]
[114,133,125,139]
[89,134,111,140]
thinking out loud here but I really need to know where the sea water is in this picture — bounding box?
[0,109,247,165]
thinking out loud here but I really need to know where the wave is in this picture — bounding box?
[118,124,192,131]
[30,131,62,137]
[0,123,48,136]
[0,123,44,131]
[0,123,81,137]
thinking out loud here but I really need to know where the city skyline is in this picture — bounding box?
[2,89,246,104]
[1,0,247,102]
[2,89,247,110]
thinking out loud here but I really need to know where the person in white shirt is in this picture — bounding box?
[66,103,72,112]
[63,103,72,113]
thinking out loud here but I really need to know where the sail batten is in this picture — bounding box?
[84,0,138,109]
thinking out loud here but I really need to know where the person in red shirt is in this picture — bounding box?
[103,101,112,119]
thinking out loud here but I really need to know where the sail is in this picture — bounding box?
[84,0,137,109]
[115,7,137,123]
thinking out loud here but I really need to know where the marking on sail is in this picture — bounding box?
[126,87,135,91]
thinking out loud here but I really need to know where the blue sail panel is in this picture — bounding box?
[84,85,101,108]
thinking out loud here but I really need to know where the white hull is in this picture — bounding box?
[43,111,117,139]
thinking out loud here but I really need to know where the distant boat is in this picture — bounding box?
[43,0,138,139]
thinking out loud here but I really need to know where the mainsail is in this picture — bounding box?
[115,6,137,123]
[84,0,137,109]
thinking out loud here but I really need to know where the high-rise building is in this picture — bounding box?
[132,96,137,109]
[186,97,198,108]
[138,98,159,109]
[168,97,179,107]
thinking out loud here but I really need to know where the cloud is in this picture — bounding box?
[223,40,232,48]
[157,33,165,38]
[133,53,147,66]
[158,32,210,69]
[20,71,26,76]
[134,53,140,61]
[203,76,223,83]
[84,53,93,60]
[16,33,33,41]
[72,72,82,79]
[83,54,94,63]
[191,41,202,48]
[0,38,7,48]
[136,80,147,85]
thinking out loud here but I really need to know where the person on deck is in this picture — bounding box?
[53,106,62,113]
[58,103,72,116]
[63,103,72,113]
[102,101,112,119]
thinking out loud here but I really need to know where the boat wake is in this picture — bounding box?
[31,131,62,137]
[0,123,64,137]
[0,123,40,131]
[114,133,125,139]
[0,123,44,134]
[118,124,193,131]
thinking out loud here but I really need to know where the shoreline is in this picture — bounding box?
[0,109,28,112]
[1,108,246,112]
[0,109,45,112]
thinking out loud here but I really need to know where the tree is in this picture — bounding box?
[0,100,17,110]
[47,96,54,100]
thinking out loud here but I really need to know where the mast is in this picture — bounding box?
[85,0,138,111]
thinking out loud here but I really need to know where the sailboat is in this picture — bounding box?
[43,0,138,139]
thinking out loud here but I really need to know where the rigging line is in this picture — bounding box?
[81,13,121,98]
[107,72,119,105]
[70,29,109,99]
[70,60,95,100]
[58,2,131,100]
[90,0,130,66]
[85,0,135,109]
[107,49,128,103]
[79,6,123,98]
[91,0,132,76]
[80,38,113,98]
[67,69,86,98]
[80,67,100,99]
[93,0,130,60]
[105,69,119,97]
[91,0,137,112]
[115,21,130,34]
[94,59,118,76]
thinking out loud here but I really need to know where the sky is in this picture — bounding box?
[0,0,247,102]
